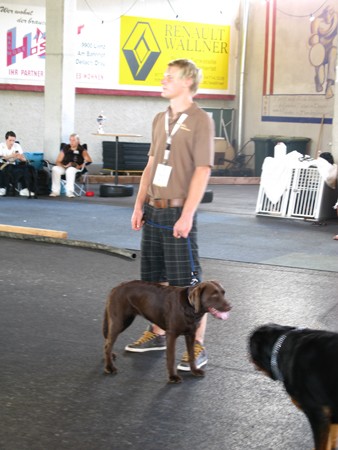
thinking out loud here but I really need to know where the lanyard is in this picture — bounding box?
[163,111,188,163]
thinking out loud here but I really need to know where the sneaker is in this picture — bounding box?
[0,188,6,196]
[49,192,60,197]
[125,326,166,352]
[177,341,208,371]
[19,188,30,196]
[20,190,35,196]
[66,193,75,198]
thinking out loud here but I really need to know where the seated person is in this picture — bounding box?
[334,203,338,240]
[322,153,338,241]
[0,130,35,196]
[50,133,92,198]
[0,161,7,195]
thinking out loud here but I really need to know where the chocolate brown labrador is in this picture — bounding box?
[103,280,231,383]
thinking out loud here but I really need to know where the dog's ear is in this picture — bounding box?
[208,280,223,290]
[188,285,202,313]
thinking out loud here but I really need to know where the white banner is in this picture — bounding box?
[0,4,46,85]
[0,1,238,96]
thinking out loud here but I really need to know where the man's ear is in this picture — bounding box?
[188,285,202,313]
[183,76,193,90]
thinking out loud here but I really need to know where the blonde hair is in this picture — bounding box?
[70,133,80,143]
[168,59,202,94]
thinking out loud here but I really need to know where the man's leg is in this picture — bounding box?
[50,166,65,196]
[3,165,14,195]
[157,208,208,371]
[125,205,208,365]
[152,280,168,336]
[195,314,207,344]
[65,167,79,197]
[12,166,26,195]
[125,205,167,352]
[0,169,7,195]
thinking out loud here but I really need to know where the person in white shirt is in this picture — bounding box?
[0,131,31,196]
[49,133,92,198]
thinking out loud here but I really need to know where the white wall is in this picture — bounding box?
[0,90,230,163]
[1,0,336,165]
[243,1,335,158]
[74,94,231,163]
[0,90,44,152]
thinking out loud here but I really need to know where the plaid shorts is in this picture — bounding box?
[141,203,201,286]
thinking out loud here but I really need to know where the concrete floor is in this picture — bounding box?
[1,184,338,271]
[1,184,338,449]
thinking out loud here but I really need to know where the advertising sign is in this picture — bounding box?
[119,16,231,93]
[0,4,45,85]
[0,3,235,97]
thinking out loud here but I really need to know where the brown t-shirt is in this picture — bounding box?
[147,103,214,199]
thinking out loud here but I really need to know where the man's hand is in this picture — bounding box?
[173,213,193,239]
[14,153,25,161]
[131,208,145,231]
[131,156,153,231]
[172,166,211,239]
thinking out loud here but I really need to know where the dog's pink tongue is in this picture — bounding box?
[208,307,229,320]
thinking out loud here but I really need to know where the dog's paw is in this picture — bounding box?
[168,374,183,384]
[104,365,117,375]
[191,368,205,377]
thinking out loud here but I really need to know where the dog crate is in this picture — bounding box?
[255,186,289,217]
[256,166,337,221]
[287,167,337,220]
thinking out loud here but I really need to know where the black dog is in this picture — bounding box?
[103,280,231,383]
[249,323,338,450]
[3,163,38,198]
[23,164,38,198]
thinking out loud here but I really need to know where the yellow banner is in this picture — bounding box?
[120,16,230,91]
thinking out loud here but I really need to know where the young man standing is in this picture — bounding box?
[126,59,214,371]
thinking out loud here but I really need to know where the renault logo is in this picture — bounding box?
[122,22,161,80]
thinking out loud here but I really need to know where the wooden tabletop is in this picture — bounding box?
[92,133,142,138]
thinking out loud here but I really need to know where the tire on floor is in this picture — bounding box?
[99,184,134,197]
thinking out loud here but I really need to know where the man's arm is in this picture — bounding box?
[56,151,66,167]
[131,156,154,230]
[82,150,92,164]
[173,165,211,238]
[16,144,26,162]
[0,143,25,161]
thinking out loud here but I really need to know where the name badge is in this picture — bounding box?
[153,163,172,187]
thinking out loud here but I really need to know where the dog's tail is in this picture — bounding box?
[103,306,109,339]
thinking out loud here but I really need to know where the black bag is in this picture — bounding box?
[36,168,51,195]
[23,164,38,196]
